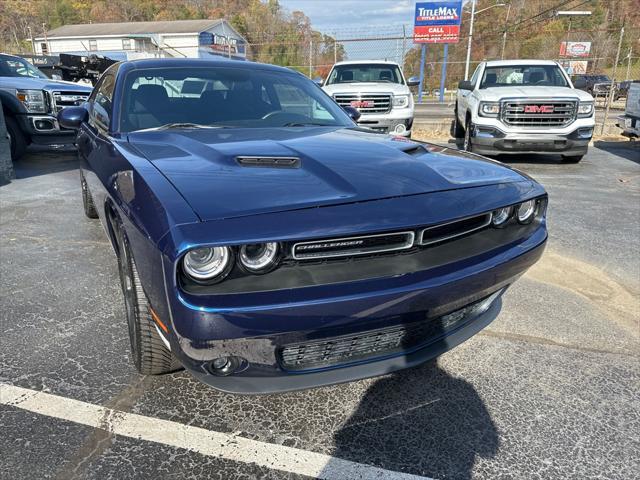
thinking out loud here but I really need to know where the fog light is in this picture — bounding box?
[393,123,406,134]
[208,356,248,376]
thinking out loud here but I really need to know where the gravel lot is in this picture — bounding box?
[1,141,639,479]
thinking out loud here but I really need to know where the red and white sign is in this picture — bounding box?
[413,25,460,44]
[559,41,591,57]
[350,100,374,108]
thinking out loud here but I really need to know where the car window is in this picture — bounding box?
[325,64,403,85]
[90,74,115,131]
[120,67,352,132]
[0,55,48,78]
[470,65,482,87]
[479,65,568,88]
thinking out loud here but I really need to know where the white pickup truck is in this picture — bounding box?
[617,81,640,138]
[453,59,595,163]
[322,60,419,137]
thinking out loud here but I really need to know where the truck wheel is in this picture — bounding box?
[562,155,583,164]
[6,116,27,161]
[115,221,181,375]
[452,107,465,138]
[80,170,99,219]
[463,118,474,152]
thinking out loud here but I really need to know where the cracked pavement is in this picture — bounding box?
[1,141,639,479]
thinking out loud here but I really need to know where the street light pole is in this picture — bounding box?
[463,0,476,80]
[501,3,512,60]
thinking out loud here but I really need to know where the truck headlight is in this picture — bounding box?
[16,89,47,114]
[577,102,593,117]
[479,102,500,117]
[393,95,410,108]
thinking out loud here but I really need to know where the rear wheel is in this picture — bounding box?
[562,155,584,164]
[463,118,474,152]
[80,170,98,219]
[6,116,27,161]
[115,220,181,375]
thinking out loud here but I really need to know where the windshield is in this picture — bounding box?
[325,64,404,85]
[120,67,352,132]
[0,55,48,79]
[479,65,569,88]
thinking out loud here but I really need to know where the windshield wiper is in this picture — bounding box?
[138,123,231,132]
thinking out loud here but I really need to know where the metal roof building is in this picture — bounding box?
[32,19,247,60]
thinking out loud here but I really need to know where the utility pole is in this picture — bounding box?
[309,38,313,78]
[601,26,624,135]
[464,0,476,80]
[27,26,35,54]
[401,25,407,67]
[334,32,337,64]
[501,3,511,60]
[625,47,632,81]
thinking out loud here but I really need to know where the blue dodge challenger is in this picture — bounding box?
[58,58,547,393]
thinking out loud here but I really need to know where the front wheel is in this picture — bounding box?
[463,119,474,152]
[562,155,584,164]
[115,221,181,375]
[80,170,98,219]
[6,116,27,161]
[452,108,465,139]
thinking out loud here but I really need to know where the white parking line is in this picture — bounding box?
[1,383,433,480]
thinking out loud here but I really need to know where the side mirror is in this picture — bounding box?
[342,105,361,122]
[51,74,63,81]
[573,77,587,89]
[57,106,88,129]
[406,76,420,86]
[458,80,474,91]
[313,76,324,86]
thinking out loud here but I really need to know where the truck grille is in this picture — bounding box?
[501,99,577,127]
[333,93,392,114]
[52,91,90,113]
[292,231,414,260]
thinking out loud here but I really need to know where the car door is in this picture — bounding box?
[457,64,482,123]
[76,71,117,230]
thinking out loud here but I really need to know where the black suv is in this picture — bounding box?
[0,53,92,160]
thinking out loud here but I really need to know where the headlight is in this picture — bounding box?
[239,242,280,273]
[516,200,536,224]
[491,207,512,227]
[183,246,232,283]
[393,95,410,108]
[577,102,593,117]
[479,102,500,117]
[16,89,47,114]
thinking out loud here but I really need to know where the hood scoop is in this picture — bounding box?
[236,156,300,168]
[400,145,428,156]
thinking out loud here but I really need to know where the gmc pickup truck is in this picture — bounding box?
[322,60,419,137]
[1,53,92,160]
[453,60,595,163]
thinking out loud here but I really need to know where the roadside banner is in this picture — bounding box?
[559,41,591,57]
[413,1,464,43]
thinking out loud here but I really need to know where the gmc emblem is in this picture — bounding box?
[524,105,554,113]
[350,100,374,108]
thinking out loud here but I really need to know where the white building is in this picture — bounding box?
[32,19,247,61]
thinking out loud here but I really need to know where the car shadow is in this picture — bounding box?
[448,138,567,164]
[12,150,78,179]
[319,359,499,479]
[593,140,640,164]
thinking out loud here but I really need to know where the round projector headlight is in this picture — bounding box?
[492,207,512,227]
[517,200,536,224]
[239,242,279,273]
[183,246,231,282]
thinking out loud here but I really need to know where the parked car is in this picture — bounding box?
[58,58,548,394]
[616,81,640,138]
[454,59,595,163]
[0,53,92,160]
[572,74,615,98]
[321,60,419,136]
[616,80,636,100]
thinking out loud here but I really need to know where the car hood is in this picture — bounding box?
[323,82,410,95]
[0,76,93,92]
[478,86,593,102]
[128,127,528,222]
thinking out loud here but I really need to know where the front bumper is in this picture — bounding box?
[357,110,414,136]
[167,226,546,394]
[15,113,77,145]
[471,124,593,156]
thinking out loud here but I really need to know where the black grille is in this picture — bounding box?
[52,91,90,113]
[278,293,497,371]
[419,213,491,245]
[333,93,392,114]
[501,99,576,127]
[292,231,414,260]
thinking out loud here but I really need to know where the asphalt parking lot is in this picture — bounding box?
[1,141,639,479]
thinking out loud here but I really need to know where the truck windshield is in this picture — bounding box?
[479,65,569,89]
[325,64,404,85]
[120,67,353,133]
[0,55,48,79]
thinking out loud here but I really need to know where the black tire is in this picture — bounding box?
[463,117,474,152]
[115,221,181,375]
[6,116,27,161]
[80,170,99,219]
[562,155,584,164]
[452,107,465,138]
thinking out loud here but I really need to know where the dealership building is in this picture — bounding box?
[32,19,247,60]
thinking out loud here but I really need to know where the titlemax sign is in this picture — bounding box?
[416,6,459,21]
